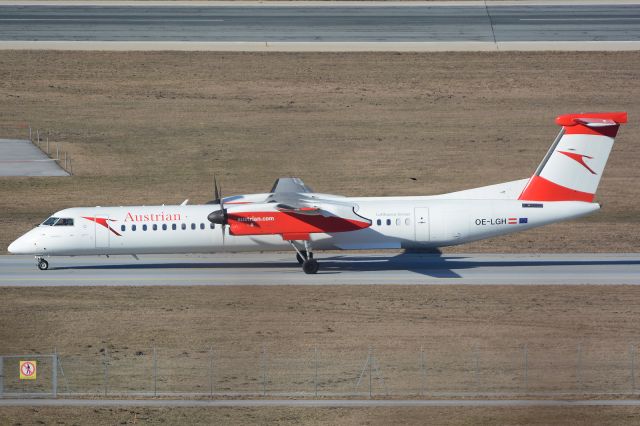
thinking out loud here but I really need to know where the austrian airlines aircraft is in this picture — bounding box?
[8,112,627,274]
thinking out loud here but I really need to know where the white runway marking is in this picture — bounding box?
[520,17,640,20]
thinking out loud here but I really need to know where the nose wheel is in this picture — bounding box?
[36,257,49,271]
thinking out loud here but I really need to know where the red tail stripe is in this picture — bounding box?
[555,112,627,126]
[518,175,594,202]
[563,124,619,138]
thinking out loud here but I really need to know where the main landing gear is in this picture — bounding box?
[290,241,319,274]
[36,257,49,270]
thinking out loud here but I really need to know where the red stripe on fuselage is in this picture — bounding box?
[227,211,370,237]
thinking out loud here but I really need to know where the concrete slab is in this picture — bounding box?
[0,139,69,177]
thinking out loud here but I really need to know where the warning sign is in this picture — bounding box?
[19,361,37,380]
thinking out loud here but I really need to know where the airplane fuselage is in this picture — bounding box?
[9,195,598,257]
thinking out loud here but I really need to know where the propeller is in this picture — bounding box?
[206,175,224,205]
[207,177,227,245]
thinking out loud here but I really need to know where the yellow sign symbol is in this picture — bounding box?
[19,361,37,380]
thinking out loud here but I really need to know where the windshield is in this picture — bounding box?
[42,217,58,226]
[41,217,74,226]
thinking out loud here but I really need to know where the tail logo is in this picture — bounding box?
[558,151,597,175]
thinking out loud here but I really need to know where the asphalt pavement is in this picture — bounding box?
[1,253,639,286]
[0,2,638,43]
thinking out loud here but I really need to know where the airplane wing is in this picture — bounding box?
[208,177,371,240]
[223,196,371,239]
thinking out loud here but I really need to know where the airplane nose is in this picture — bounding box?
[8,235,32,254]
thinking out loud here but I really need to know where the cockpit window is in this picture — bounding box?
[54,218,74,226]
[42,217,59,226]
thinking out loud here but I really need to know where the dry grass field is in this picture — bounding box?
[0,51,639,253]
[3,405,640,426]
[3,285,640,423]
[1,51,639,424]
[2,285,640,395]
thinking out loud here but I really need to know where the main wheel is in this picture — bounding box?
[302,259,319,274]
[37,259,49,270]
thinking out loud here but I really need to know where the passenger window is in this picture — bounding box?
[191,223,196,230]
[172,224,177,231]
[152,224,157,231]
[143,224,147,231]
[120,225,126,232]
[132,224,136,231]
[210,223,215,229]
[200,223,205,230]
[376,219,381,226]
[162,224,167,231]
[181,223,186,230]
[386,219,391,226]
[405,218,410,226]
[396,218,401,226]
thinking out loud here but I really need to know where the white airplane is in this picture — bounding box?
[8,112,627,274]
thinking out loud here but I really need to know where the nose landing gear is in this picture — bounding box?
[36,257,49,271]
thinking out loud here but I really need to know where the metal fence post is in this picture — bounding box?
[314,345,318,398]
[631,344,636,393]
[523,344,528,393]
[64,152,68,171]
[261,345,267,397]
[103,348,109,397]
[29,127,32,141]
[36,129,40,144]
[56,144,59,160]
[209,346,214,399]
[0,356,4,398]
[153,345,158,397]
[368,347,373,398]
[420,345,426,397]
[46,133,49,154]
[577,342,583,392]
[52,351,58,398]
[473,344,480,390]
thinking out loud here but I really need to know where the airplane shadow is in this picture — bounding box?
[50,253,640,279]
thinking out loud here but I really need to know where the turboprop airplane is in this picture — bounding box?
[8,112,627,274]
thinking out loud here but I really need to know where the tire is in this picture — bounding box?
[302,259,319,274]
[37,259,49,270]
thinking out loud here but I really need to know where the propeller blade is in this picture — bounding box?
[214,175,220,202]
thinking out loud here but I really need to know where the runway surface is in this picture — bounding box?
[0,139,68,177]
[1,253,639,286]
[4,398,640,407]
[1,2,639,43]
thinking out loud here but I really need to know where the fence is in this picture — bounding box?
[2,342,640,398]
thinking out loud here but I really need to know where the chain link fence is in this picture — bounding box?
[3,341,640,398]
